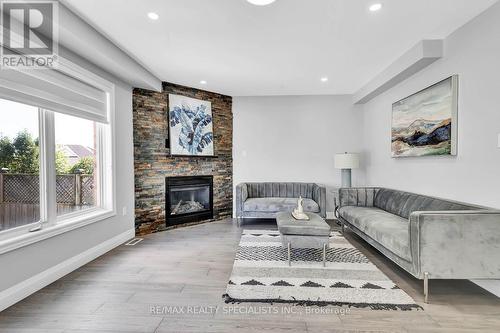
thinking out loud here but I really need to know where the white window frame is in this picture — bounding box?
[0,58,116,255]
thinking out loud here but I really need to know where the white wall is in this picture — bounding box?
[361,2,500,209]
[233,95,364,216]
[0,48,135,308]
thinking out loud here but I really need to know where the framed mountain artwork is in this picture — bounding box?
[391,75,458,157]
[168,94,214,156]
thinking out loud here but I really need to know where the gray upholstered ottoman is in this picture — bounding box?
[276,212,331,267]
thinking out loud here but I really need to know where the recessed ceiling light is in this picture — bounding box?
[247,0,277,6]
[369,3,382,12]
[147,12,159,20]
[320,77,328,82]
[200,80,207,85]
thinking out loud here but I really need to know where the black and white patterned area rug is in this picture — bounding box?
[223,229,421,310]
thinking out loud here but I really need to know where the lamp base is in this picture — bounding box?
[341,169,352,188]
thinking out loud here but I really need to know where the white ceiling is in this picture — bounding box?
[64,0,497,96]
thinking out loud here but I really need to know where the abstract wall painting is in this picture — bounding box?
[168,94,214,156]
[391,75,458,157]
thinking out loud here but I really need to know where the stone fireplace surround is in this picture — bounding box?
[133,82,233,235]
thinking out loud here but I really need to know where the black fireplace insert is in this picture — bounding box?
[165,176,213,226]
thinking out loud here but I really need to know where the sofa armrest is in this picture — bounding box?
[312,184,326,218]
[338,187,379,207]
[235,183,248,218]
[409,210,500,279]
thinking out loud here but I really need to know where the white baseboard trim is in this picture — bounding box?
[0,228,135,312]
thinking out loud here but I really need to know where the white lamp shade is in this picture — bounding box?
[335,153,360,169]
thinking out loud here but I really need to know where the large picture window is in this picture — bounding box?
[0,97,112,238]
[0,58,115,249]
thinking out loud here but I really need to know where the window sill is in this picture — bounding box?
[0,209,116,255]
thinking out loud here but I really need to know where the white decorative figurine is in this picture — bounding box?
[292,196,309,220]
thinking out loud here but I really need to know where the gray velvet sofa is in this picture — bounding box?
[236,182,326,220]
[337,187,500,302]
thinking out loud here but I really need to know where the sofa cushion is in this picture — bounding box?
[243,197,320,213]
[374,188,477,219]
[339,206,411,261]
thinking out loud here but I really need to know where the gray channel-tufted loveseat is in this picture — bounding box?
[337,187,500,303]
[236,182,326,220]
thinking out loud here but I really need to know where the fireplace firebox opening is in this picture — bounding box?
[165,176,213,226]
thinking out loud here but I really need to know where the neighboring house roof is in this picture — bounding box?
[65,145,94,159]
[59,145,94,166]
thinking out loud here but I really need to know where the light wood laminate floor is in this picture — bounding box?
[0,219,499,332]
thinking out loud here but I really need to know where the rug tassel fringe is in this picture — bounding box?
[222,294,422,311]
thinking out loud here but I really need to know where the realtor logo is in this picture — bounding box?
[1,0,58,68]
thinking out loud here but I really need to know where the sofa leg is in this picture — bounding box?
[341,221,345,234]
[424,272,429,304]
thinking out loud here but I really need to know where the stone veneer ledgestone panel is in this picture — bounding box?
[133,82,233,235]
